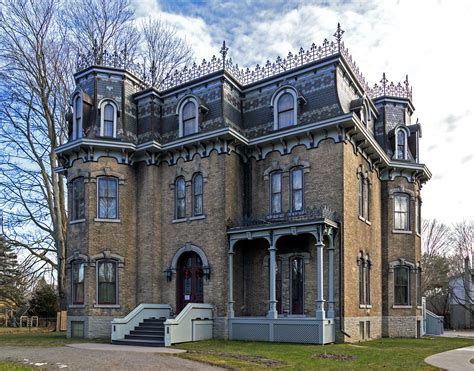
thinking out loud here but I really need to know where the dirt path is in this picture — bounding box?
[0,345,224,370]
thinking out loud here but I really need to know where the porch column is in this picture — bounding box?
[327,227,335,319]
[315,225,326,320]
[267,237,278,319]
[228,241,236,318]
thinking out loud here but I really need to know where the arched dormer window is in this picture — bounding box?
[271,87,299,130]
[178,97,199,137]
[99,100,118,138]
[72,93,83,140]
[395,127,408,160]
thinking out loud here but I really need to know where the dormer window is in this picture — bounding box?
[395,127,408,160]
[178,97,200,137]
[272,87,298,130]
[99,100,118,138]
[72,94,83,140]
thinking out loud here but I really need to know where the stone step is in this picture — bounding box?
[139,322,165,328]
[143,318,166,323]
[125,334,164,341]
[130,329,165,335]
[112,339,165,347]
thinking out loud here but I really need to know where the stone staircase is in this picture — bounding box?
[112,317,166,347]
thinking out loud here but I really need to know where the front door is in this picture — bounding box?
[176,252,204,313]
[290,256,304,314]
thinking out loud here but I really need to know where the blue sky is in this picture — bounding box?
[131,0,473,224]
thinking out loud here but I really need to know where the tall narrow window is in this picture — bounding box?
[97,260,117,305]
[358,175,370,221]
[394,194,410,230]
[97,177,118,220]
[290,257,304,314]
[176,177,186,219]
[277,93,295,128]
[415,198,421,234]
[394,266,410,305]
[270,172,282,214]
[396,128,407,160]
[182,101,197,136]
[72,261,85,305]
[71,178,85,221]
[416,267,422,306]
[73,95,82,140]
[103,103,114,137]
[363,179,370,220]
[192,173,203,217]
[359,258,365,305]
[365,258,371,305]
[358,176,363,217]
[290,167,304,212]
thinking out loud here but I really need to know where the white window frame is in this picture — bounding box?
[271,87,298,130]
[99,99,118,138]
[394,193,410,231]
[177,96,199,137]
[72,93,83,140]
[394,127,409,160]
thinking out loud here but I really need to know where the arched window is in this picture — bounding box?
[192,173,203,217]
[394,266,410,305]
[97,177,118,220]
[71,261,85,305]
[394,193,410,231]
[175,177,186,219]
[290,167,304,212]
[99,100,118,138]
[71,177,85,221]
[395,128,408,160]
[179,99,198,137]
[358,174,370,221]
[277,92,295,128]
[270,172,282,214]
[72,94,83,140]
[97,259,117,305]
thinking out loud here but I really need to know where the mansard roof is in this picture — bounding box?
[75,24,412,103]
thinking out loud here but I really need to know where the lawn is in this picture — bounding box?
[175,337,474,370]
[0,329,108,347]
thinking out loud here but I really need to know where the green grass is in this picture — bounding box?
[175,337,474,370]
[0,330,108,347]
[0,361,33,371]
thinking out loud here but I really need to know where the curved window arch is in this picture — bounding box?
[272,87,298,130]
[71,260,85,305]
[175,177,186,219]
[178,97,199,137]
[192,173,203,217]
[99,100,118,138]
[290,167,304,212]
[72,94,83,140]
[394,193,410,231]
[270,171,282,214]
[394,265,410,305]
[395,127,408,160]
[97,259,118,305]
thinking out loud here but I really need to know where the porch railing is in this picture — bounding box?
[164,303,213,346]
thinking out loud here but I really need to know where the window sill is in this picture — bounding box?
[358,216,371,225]
[359,304,372,309]
[172,218,188,224]
[392,229,412,235]
[392,305,412,309]
[93,304,120,309]
[70,219,86,225]
[94,218,121,223]
[189,215,206,221]
[68,304,85,309]
[417,306,423,309]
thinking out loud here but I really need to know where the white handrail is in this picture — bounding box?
[111,303,171,341]
[164,303,213,346]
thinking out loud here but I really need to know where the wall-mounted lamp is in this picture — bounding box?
[203,266,211,280]
[165,269,173,282]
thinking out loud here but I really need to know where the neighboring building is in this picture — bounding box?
[449,257,473,329]
[56,25,431,343]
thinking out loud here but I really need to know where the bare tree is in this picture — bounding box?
[140,18,193,87]
[0,0,72,308]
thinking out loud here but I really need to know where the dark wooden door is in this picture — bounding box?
[290,257,304,314]
[176,252,204,313]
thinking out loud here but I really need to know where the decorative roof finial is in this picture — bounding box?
[220,40,229,69]
[380,72,388,95]
[334,23,345,50]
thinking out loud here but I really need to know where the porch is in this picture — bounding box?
[227,213,338,344]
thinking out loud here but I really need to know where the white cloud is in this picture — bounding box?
[136,0,474,223]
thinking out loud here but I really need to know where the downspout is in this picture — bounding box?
[338,220,350,338]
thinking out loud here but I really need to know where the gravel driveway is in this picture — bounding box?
[0,345,224,370]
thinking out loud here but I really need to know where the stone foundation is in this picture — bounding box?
[382,316,419,338]
[212,316,228,339]
[342,316,382,342]
[67,315,115,339]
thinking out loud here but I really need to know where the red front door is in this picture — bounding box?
[176,252,204,313]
